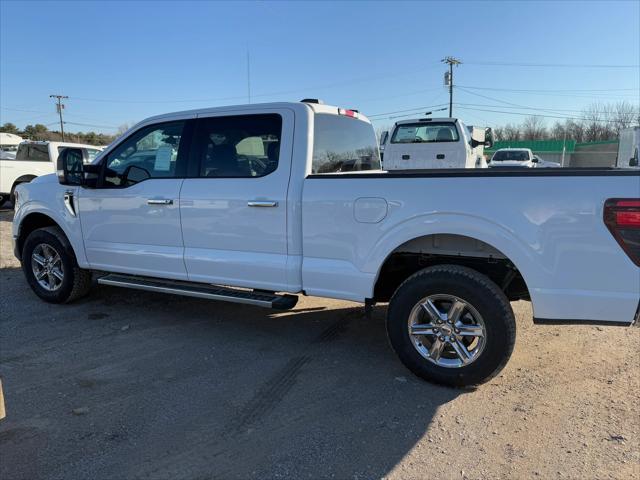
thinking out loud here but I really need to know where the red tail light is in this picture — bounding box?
[338,108,359,118]
[604,199,640,266]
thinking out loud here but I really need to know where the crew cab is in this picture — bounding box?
[11,101,640,386]
[0,141,102,205]
[380,118,491,169]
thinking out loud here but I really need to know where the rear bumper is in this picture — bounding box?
[531,288,639,326]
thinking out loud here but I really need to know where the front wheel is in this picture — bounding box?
[21,226,92,303]
[387,265,516,387]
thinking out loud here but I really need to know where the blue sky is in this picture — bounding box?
[1,0,638,133]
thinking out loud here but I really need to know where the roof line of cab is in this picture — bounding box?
[139,100,372,127]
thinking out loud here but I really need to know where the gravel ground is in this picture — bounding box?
[0,207,638,480]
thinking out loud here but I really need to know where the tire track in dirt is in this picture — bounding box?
[142,308,360,479]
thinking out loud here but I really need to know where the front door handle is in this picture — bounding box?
[436,154,445,159]
[247,200,278,207]
[147,198,173,205]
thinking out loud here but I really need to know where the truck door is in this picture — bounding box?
[78,119,194,280]
[179,109,294,292]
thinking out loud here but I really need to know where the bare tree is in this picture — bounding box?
[549,121,566,141]
[502,123,521,141]
[582,102,613,141]
[521,116,547,140]
[492,126,505,141]
[610,101,638,136]
[116,124,131,138]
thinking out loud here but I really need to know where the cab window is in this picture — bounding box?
[15,144,51,161]
[102,121,185,187]
[194,114,282,178]
[391,122,460,144]
[312,114,381,174]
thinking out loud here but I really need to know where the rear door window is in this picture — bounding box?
[312,114,381,173]
[193,114,282,178]
[15,144,51,161]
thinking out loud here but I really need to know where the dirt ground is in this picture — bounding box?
[0,207,638,480]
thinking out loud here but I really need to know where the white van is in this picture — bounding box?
[0,141,103,204]
[380,118,491,170]
[617,127,639,168]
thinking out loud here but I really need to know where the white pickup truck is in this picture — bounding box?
[0,141,103,205]
[11,101,640,386]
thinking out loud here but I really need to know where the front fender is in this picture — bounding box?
[13,188,88,268]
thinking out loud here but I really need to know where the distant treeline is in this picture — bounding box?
[0,122,118,146]
[491,101,639,143]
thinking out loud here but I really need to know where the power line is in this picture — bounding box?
[64,121,118,130]
[463,61,639,69]
[458,85,639,93]
[456,85,639,101]
[455,105,638,125]
[368,103,448,119]
[66,63,444,105]
[455,102,639,115]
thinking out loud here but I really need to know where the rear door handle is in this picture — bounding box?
[147,198,173,205]
[436,154,445,159]
[247,200,278,207]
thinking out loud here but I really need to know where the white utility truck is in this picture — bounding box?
[0,141,103,205]
[617,126,639,168]
[12,100,640,386]
[381,117,491,169]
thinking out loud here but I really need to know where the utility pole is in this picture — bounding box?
[50,94,68,141]
[441,57,461,117]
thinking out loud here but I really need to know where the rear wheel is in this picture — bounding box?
[387,265,516,387]
[21,226,92,303]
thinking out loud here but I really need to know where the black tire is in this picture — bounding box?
[21,226,92,303]
[387,265,516,387]
[10,182,22,205]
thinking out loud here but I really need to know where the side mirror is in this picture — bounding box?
[470,138,482,148]
[57,148,86,186]
[630,157,639,167]
[122,165,151,185]
[484,127,494,149]
[532,156,539,163]
[379,131,389,147]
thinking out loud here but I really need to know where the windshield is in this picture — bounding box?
[86,148,102,161]
[312,114,381,173]
[391,122,459,144]
[492,150,530,161]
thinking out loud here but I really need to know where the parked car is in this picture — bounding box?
[380,118,492,170]
[616,126,639,168]
[488,148,560,168]
[12,100,640,387]
[0,141,103,205]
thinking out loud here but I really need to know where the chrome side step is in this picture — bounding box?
[97,274,298,310]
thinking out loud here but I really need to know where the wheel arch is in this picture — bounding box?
[368,215,537,304]
[11,175,37,192]
[14,206,87,268]
[16,212,62,259]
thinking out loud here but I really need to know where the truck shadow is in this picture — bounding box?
[0,269,463,479]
